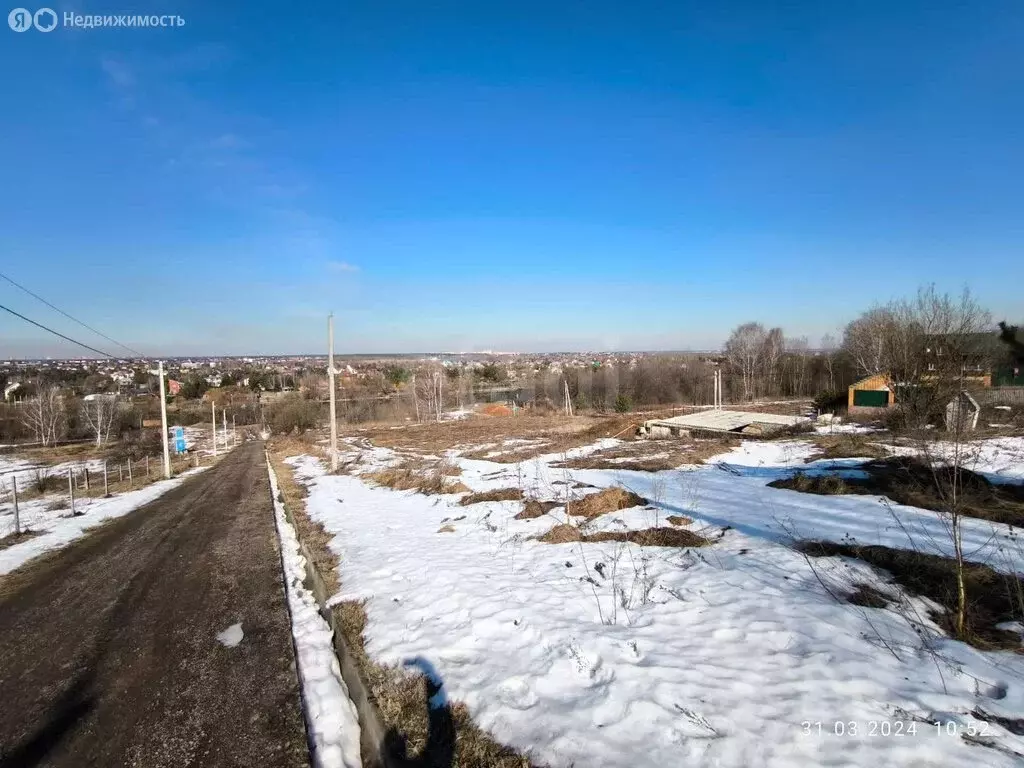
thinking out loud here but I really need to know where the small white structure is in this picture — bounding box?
[945,391,980,433]
[640,409,808,438]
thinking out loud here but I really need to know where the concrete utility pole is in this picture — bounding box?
[328,313,339,471]
[158,361,171,479]
[211,402,218,457]
[222,409,227,448]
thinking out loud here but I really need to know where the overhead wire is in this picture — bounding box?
[0,302,116,358]
[0,270,144,357]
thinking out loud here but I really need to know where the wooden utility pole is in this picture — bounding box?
[328,314,339,471]
[68,469,76,516]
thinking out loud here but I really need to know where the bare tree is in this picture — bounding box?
[21,385,67,447]
[878,286,994,639]
[760,327,785,397]
[842,307,896,377]
[820,333,839,391]
[82,395,119,446]
[724,322,767,400]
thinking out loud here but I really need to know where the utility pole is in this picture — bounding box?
[211,401,218,456]
[158,360,171,478]
[11,476,19,536]
[328,313,339,471]
[223,409,227,448]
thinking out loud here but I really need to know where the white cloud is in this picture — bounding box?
[327,261,359,273]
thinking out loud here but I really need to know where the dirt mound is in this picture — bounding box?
[537,523,709,547]
[514,500,560,520]
[459,488,524,506]
[480,404,512,417]
[567,487,647,519]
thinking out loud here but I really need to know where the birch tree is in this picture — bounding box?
[82,396,119,446]
[724,322,767,400]
[21,385,66,446]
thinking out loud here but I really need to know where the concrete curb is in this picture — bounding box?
[267,453,393,768]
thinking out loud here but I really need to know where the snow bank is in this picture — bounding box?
[285,434,1024,768]
[266,458,361,768]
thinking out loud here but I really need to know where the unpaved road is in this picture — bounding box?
[0,441,309,768]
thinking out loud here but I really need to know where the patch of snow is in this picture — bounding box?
[267,458,361,768]
[216,623,244,648]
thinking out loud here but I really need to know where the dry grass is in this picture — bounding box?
[0,529,41,550]
[665,515,693,526]
[769,472,850,495]
[351,412,675,464]
[458,488,524,506]
[267,443,340,595]
[437,524,456,533]
[537,522,710,547]
[552,437,735,471]
[798,540,1024,650]
[806,434,890,462]
[514,500,560,520]
[566,487,648,520]
[365,459,471,496]
[773,457,1024,526]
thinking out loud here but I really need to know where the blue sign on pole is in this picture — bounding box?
[173,426,186,454]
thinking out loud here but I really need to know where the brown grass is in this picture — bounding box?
[365,460,471,496]
[666,515,693,526]
[773,457,1024,526]
[566,487,647,519]
[269,442,534,766]
[537,522,709,547]
[437,524,456,533]
[806,434,890,462]
[552,438,734,471]
[267,443,340,595]
[458,488,524,506]
[0,529,41,550]
[514,500,560,520]
[798,540,1024,650]
[769,472,850,495]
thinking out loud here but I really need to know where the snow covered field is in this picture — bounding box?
[284,435,1024,767]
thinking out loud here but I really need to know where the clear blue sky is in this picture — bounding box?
[1,1,1022,357]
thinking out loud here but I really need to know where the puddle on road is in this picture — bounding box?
[216,622,244,648]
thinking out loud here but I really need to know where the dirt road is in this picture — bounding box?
[0,441,309,768]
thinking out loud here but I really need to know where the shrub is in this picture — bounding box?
[813,389,847,414]
[613,394,633,413]
[268,394,323,434]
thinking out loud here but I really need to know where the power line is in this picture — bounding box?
[0,302,116,359]
[0,271,144,358]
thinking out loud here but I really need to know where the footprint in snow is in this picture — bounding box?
[216,623,244,648]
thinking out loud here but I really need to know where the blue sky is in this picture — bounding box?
[1,1,1022,357]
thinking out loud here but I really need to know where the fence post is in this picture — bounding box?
[68,469,76,516]
[146,455,150,478]
[84,467,90,494]
[103,461,109,497]
[118,463,124,483]
[128,459,133,488]
[12,476,19,536]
